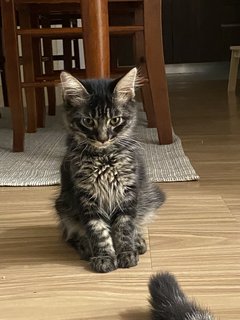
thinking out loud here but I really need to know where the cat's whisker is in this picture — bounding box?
[117,139,143,151]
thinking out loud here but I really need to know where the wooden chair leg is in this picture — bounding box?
[31,12,46,128]
[1,0,25,151]
[81,0,110,78]
[0,68,9,107]
[0,15,9,107]
[72,19,80,70]
[33,41,46,127]
[134,3,156,128]
[41,17,56,116]
[18,5,37,133]
[144,0,172,144]
[62,18,73,71]
[43,41,56,116]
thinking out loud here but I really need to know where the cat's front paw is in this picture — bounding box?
[90,255,117,273]
[136,236,147,255]
[117,250,139,268]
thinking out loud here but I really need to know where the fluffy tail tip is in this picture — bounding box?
[149,272,215,320]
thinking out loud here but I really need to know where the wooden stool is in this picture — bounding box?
[228,46,240,92]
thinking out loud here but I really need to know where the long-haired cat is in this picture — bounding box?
[149,272,215,320]
[55,68,165,273]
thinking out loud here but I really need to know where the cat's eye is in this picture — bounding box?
[110,117,121,126]
[82,117,94,127]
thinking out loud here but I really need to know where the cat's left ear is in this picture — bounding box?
[113,67,142,104]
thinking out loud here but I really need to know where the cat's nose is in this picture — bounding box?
[98,137,108,144]
[97,132,109,144]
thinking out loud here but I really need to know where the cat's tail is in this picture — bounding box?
[149,272,214,320]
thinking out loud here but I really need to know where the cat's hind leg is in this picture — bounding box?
[137,184,165,224]
[67,235,91,261]
[61,219,91,260]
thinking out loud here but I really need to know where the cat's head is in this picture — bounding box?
[60,68,142,148]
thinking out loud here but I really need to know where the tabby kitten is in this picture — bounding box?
[149,272,215,320]
[55,68,165,273]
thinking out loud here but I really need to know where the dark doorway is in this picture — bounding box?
[163,0,240,63]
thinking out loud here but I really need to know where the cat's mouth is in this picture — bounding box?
[91,140,114,148]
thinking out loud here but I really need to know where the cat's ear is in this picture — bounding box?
[60,71,89,106]
[113,67,140,103]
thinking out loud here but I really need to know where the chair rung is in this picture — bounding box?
[34,67,131,81]
[111,25,144,33]
[17,25,144,37]
[21,80,60,87]
[17,27,83,37]
[21,69,147,88]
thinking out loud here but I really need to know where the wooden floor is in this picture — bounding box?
[1,66,240,319]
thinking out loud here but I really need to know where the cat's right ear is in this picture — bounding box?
[60,72,89,106]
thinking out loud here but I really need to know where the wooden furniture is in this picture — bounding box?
[1,0,172,152]
[0,13,8,107]
[29,10,82,122]
[1,0,25,151]
[228,46,240,92]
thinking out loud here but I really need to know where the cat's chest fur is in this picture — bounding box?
[74,150,136,211]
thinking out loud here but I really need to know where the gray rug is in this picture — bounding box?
[0,107,199,186]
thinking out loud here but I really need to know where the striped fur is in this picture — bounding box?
[55,69,165,273]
